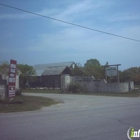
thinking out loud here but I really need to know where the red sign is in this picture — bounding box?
[8,59,17,98]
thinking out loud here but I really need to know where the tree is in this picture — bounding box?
[0,61,20,77]
[17,64,36,88]
[84,59,104,79]
[0,61,36,88]
[71,65,84,76]
[0,61,9,75]
[84,59,100,67]
[120,67,140,84]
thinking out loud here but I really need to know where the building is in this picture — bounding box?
[29,61,76,88]
[41,66,71,89]
[34,61,76,76]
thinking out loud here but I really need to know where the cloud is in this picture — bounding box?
[0,6,59,20]
[53,0,100,21]
[0,0,101,22]
[27,27,85,51]
[38,8,60,17]
[26,23,140,69]
[106,13,140,22]
[1,0,140,69]
[0,13,32,19]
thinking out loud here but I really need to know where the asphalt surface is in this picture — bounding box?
[0,93,140,140]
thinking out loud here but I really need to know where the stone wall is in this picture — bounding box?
[61,74,71,91]
[79,80,134,92]
[0,85,6,99]
[71,76,134,93]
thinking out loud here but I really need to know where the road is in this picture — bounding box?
[0,93,140,140]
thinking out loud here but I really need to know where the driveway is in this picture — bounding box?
[0,93,140,140]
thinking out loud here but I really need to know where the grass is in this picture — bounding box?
[23,89,61,93]
[83,91,140,97]
[23,89,140,97]
[135,85,140,89]
[0,95,60,113]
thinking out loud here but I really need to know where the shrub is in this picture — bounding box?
[68,82,87,93]
[15,88,22,96]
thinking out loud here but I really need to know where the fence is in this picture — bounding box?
[0,77,7,99]
[61,75,134,93]
[0,85,6,99]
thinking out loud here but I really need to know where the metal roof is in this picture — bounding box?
[41,66,68,76]
[34,61,75,76]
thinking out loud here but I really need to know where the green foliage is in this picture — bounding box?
[15,89,22,96]
[71,59,104,79]
[120,67,140,84]
[68,82,87,93]
[0,61,20,75]
[71,65,84,76]
[84,59,100,67]
[0,61,9,75]
[84,65,104,78]
[84,59,104,79]
[17,64,36,76]
[0,61,36,89]
[17,64,36,88]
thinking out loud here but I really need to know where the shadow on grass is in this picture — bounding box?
[0,95,60,113]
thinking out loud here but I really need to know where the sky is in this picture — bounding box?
[0,0,140,70]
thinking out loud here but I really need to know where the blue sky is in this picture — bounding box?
[0,0,140,70]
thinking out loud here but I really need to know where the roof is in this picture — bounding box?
[41,66,69,76]
[34,61,75,76]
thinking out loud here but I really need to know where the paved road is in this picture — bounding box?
[0,93,140,140]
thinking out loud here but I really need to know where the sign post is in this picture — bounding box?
[103,64,121,83]
[8,59,17,98]
[106,67,117,77]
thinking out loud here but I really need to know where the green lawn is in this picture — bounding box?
[22,89,140,97]
[23,89,61,93]
[0,95,60,113]
[84,92,140,97]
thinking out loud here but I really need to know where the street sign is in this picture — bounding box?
[106,67,117,76]
[8,59,17,98]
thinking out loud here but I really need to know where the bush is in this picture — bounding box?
[68,82,87,93]
[15,88,22,96]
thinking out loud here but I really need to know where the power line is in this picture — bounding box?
[0,3,140,42]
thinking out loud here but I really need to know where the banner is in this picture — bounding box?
[8,59,17,98]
